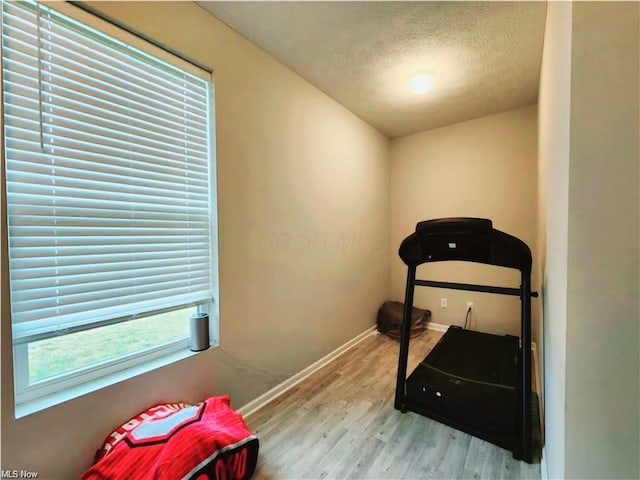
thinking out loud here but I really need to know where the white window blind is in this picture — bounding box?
[3,1,214,345]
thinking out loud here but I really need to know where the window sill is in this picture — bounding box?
[15,346,212,419]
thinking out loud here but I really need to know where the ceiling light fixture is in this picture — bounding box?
[407,72,435,94]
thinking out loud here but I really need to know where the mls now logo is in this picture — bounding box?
[1,472,38,479]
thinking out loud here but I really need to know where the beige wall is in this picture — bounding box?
[537,2,572,479]
[565,3,639,478]
[0,2,389,477]
[539,2,640,479]
[389,105,539,338]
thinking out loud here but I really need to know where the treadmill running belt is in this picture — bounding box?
[423,328,518,387]
[405,326,519,442]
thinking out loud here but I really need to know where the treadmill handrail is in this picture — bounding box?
[414,279,539,297]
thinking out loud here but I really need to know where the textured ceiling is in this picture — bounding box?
[199,1,547,138]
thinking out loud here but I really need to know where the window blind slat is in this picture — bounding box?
[13,278,212,314]
[3,91,40,112]
[40,66,208,129]
[5,73,208,143]
[7,146,209,181]
[42,21,208,100]
[12,288,212,333]
[3,0,214,344]
[7,183,210,209]
[42,39,208,112]
[10,210,209,225]
[2,52,39,78]
[14,248,208,270]
[13,263,211,292]
[9,245,210,262]
[8,166,210,200]
[43,110,208,156]
[35,119,208,160]
[6,101,209,156]
[7,137,209,172]
[9,194,209,221]
[8,235,210,247]
[8,239,208,248]
[6,153,208,192]
[40,54,208,123]
[44,80,208,136]
[12,274,212,307]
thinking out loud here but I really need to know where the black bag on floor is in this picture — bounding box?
[376,301,430,339]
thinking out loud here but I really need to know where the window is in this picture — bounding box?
[2,0,216,410]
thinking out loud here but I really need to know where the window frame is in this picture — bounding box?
[14,333,190,405]
[2,0,219,415]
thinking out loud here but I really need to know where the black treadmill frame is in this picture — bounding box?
[394,217,537,463]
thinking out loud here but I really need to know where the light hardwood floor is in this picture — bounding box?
[245,329,541,480]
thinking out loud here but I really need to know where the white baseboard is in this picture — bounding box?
[425,321,448,332]
[238,326,377,418]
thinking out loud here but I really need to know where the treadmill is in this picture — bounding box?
[394,217,539,463]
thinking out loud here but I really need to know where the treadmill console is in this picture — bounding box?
[401,217,493,265]
[398,216,532,273]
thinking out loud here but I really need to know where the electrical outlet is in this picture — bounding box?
[467,302,474,311]
[441,298,447,308]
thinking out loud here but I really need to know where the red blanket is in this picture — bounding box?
[82,396,259,480]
